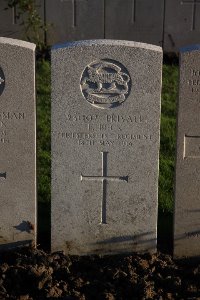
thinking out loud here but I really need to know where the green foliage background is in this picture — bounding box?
[36,61,51,204]
[36,61,178,214]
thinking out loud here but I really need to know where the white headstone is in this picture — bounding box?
[51,40,162,255]
[0,37,36,250]
[174,45,200,258]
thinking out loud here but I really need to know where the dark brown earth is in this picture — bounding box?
[0,247,200,299]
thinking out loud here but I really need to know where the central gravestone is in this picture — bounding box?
[51,40,162,255]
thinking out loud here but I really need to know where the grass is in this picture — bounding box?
[159,64,178,213]
[36,60,178,215]
[36,60,51,204]
[36,60,51,247]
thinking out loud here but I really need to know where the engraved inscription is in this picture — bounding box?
[81,152,128,224]
[181,0,200,31]
[184,135,200,158]
[56,113,152,147]
[80,59,131,109]
[58,131,152,147]
[191,69,200,76]
[187,69,200,94]
[66,114,143,123]
[0,68,5,96]
[106,114,142,123]
[0,112,25,143]
[0,112,25,120]
[185,231,200,238]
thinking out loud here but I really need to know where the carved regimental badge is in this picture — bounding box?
[0,67,5,96]
[80,59,131,109]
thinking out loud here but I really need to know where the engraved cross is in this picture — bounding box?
[0,77,4,85]
[81,152,128,224]
[181,0,200,30]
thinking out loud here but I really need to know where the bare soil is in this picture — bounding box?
[0,247,200,299]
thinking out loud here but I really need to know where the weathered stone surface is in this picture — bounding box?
[106,0,164,47]
[51,40,162,255]
[174,45,200,258]
[46,0,104,45]
[164,0,200,52]
[0,37,36,250]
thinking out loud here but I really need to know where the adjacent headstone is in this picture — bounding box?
[0,38,36,250]
[164,0,200,52]
[51,40,162,255]
[174,45,200,258]
[105,0,164,47]
[46,0,104,45]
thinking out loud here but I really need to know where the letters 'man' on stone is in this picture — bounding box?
[51,40,162,255]
[0,38,36,250]
[174,45,200,258]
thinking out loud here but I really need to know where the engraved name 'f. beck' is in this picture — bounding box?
[81,152,128,224]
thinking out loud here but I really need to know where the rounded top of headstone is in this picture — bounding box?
[52,39,162,53]
[0,37,36,50]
